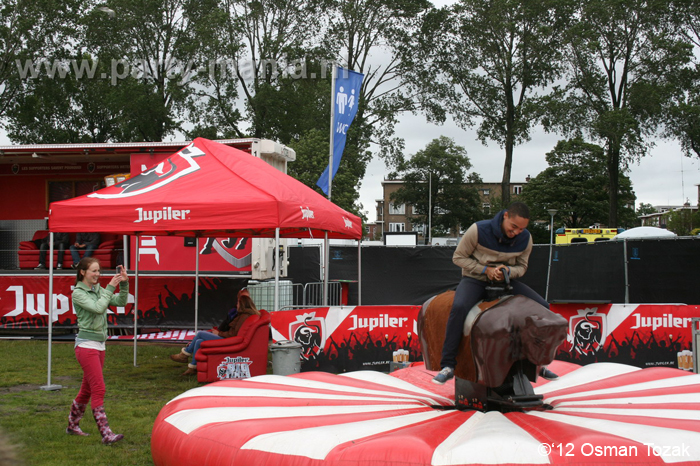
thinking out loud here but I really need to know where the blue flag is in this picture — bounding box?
[316,67,364,195]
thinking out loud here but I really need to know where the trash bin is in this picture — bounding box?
[269,340,303,376]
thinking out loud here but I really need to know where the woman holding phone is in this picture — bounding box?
[66,259,129,445]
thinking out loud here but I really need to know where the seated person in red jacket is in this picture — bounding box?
[170,289,259,376]
[34,232,70,269]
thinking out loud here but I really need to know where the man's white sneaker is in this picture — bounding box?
[432,367,454,384]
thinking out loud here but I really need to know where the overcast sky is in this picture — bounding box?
[355,0,700,223]
[359,113,700,223]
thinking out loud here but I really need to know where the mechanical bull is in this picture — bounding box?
[418,284,567,412]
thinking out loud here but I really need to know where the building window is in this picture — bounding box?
[389,203,405,215]
[413,223,426,235]
[513,185,523,195]
[483,189,490,196]
[48,180,105,208]
[389,222,405,232]
[483,203,491,215]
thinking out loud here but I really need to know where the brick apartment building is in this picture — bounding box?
[372,178,529,243]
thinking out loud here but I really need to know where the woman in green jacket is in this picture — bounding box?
[66,257,129,445]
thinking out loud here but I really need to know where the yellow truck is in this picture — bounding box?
[555,227,623,244]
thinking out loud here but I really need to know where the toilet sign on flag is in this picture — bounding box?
[316,66,364,197]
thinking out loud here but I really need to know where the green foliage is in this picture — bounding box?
[527,221,551,245]
[4,0,206,142]
[0,341,202,466]
[660,0,700,159]
[389,136,483,236]
[404,0,572,206]
[635,202,657,227]
[541,0,692,226]
[665,209,700,236]
[3,0,700,216]
[520,137,636,228]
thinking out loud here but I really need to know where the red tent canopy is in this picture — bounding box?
[48,138,362,240]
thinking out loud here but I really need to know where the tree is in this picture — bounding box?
[666,208,700,236]
[4,0,208,143]
[326,0,431,162]
[89,0,205,141]
[661,0,700,159]
[281,0,432,213]
[1,0,93,136]
[287,127,366,217]
[0,0,32,121]
[388,136,483,237]
[187,0,325,139]
[520,137,636,228]
[404,0,571,206]
[635,202,657,227]
[542,0,692,227]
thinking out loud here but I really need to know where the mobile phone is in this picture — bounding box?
[117,265,123,273]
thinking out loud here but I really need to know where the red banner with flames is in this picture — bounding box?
[551,303,698,370]
[270,306,422,373]
[0,275,246,330]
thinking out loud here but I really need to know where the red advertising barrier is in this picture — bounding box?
[551,303,698,370]
[2,274,696,373]
[0,275,134,328]
[270,306,422,373]
[0,275,245,329]
[272,303,699,373]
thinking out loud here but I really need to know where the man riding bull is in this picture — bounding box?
[433,201,558,384]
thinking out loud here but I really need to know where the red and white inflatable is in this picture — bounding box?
[152,361,700,465]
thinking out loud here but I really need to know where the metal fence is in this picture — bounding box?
[247,280,342,311]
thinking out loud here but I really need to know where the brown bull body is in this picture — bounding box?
[418,291,567,387]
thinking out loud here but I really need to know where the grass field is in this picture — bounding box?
[0,340,202,466]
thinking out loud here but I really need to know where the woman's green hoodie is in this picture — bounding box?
[72,281,129,342]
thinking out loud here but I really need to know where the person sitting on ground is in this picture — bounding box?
[170,289,259,376]
[34,232,70,269]
[432,201,558,385]
[70,232,101,268]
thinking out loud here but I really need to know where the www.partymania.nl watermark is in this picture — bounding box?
[538,442,691,458]
[14,57,337,86]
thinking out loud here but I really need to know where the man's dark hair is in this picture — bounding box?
[506,201,530,219]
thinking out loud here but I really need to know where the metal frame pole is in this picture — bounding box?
[275,228,280,312]
[133,235,139,366]
[194,237,200,333]
[41,232,62,391]
[545,209,557,302]
[327,65,337,201]
[357,241,362,305]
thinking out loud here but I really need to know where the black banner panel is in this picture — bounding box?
[328,246,461,306]
[546,241,626,303]
[626,239,700,304]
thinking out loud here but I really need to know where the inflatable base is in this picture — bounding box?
[152,360,700,465]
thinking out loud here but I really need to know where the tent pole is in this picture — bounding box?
[323,231,329,306]
[122,235,129,269]
[41,232,61,391]
[357,240,361,306]
[133,235,139,367]
[327,65,337,201]
[623,239,630,304]
[274,229,280,312]
[194,237,200,333]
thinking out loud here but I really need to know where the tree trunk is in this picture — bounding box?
[501,89,516,207]
[607,141,620,227]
